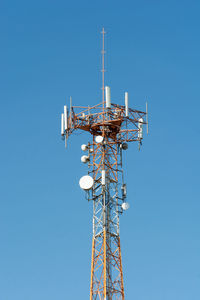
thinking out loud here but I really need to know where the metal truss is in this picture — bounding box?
[89,136,125,299]
[61,28,148,300]
[61,101,147,299]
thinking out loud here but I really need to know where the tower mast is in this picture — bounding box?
[101,27,105,107]
[61,29,148,299]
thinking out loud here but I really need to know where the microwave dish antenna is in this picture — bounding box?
[122,202,130,210]
[79,175,94,190]
[81,155,89,163]
[95,135,104,143]
[81,144,88,151]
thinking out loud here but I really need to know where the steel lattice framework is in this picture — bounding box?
[61,29,148,300]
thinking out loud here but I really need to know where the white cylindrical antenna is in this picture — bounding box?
[64,105,68,130]
[102,170,106,185]
[61,113,64,136]
[125,92,128,117]
[105,86,111,108]
[146,101,148,135]
[121,183,127,198]
[138,118,143,139]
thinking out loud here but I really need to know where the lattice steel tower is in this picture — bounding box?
[61,28,148,300]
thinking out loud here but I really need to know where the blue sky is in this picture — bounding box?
[0,0,200,299]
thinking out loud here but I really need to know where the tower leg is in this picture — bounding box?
[90,232,125,299]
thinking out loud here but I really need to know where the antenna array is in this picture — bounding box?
[60,29,148,300]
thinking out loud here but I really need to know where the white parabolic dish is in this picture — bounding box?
[95,135,104,143]
[81,144,87,151]
[122,202,130,210]
[79,175,94,190]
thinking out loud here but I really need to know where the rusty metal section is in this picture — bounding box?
[65,103,147,144]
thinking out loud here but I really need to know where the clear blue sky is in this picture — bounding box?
[0,0,199,299]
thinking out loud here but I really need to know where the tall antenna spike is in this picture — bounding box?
[101,28,106,108]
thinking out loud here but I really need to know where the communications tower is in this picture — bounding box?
[61,28,148,299]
